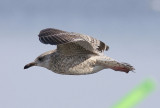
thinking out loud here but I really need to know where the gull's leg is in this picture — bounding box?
[96,56,135,73]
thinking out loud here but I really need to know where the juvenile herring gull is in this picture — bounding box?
[24,28,135,75]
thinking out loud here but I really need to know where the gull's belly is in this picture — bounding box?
[49,54,104,75]
[66,65,104,75]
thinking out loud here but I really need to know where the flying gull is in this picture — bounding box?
[24,28,135,75]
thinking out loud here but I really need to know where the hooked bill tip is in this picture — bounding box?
[24,65,29,69]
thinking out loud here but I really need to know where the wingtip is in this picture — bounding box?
[123,63,135,74]
[105,46,109,51]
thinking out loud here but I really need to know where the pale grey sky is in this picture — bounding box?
[0,0,160,108]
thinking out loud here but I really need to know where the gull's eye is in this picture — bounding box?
[38,57,43,61]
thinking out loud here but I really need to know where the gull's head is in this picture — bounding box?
[24,52,51,69]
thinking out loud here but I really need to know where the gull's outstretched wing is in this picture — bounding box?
[38,28,109,55]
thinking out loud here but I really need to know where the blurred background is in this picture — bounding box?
[0,0,160,108]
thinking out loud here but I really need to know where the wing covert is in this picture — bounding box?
[38,28,109,55]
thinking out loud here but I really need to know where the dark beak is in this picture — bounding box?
[24,62,36,69]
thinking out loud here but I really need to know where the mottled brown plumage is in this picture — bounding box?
[24,28,135,75]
